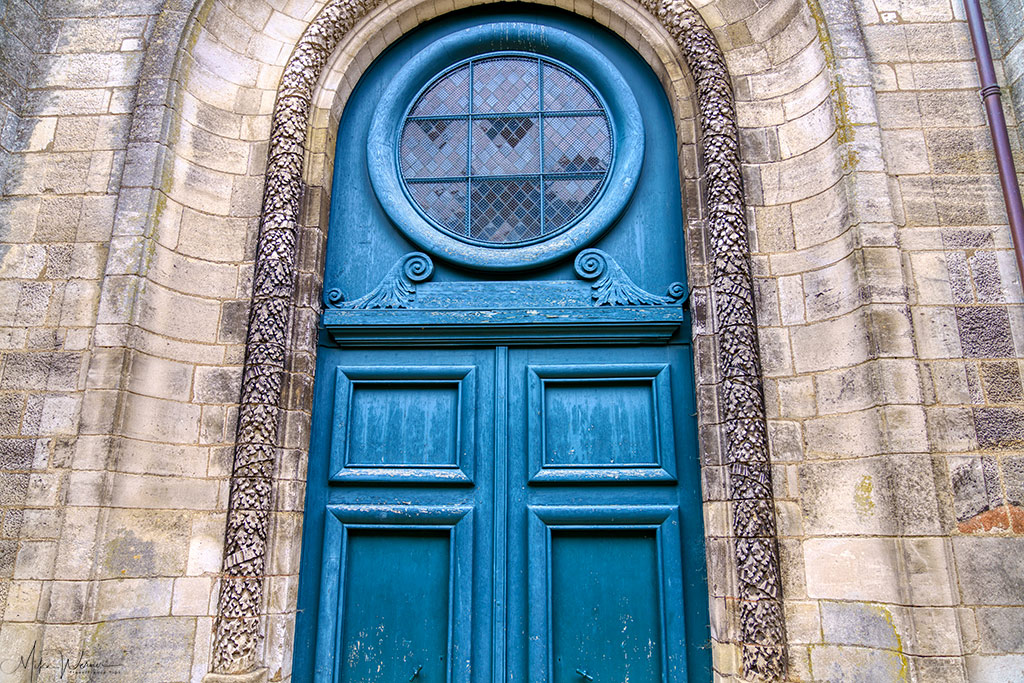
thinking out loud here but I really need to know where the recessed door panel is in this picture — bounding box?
[526,505,689,683]
[341,530,451,682]
[330,365,477,484]
[526,363,676,482]
[551,529,662,683]
[316,505,474,683]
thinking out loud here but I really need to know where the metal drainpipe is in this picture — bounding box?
[962,0,1024,281]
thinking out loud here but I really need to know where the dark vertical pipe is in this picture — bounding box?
[962,0,1024,281]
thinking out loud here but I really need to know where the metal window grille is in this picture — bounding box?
[399,54,612,245]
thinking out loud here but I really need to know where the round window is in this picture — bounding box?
[368,23,644,271]
[399,54,612,245]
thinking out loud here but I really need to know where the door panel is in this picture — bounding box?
[316,505,474,683]
[330,365,478,484]
[526,363,677,482]
[526,505,690,683]
[551,529,662,683]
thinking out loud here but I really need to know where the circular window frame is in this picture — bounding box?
[367,22,645,271]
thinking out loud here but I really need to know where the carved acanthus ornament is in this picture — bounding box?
[325,252,434,310]
[574,249,687,306]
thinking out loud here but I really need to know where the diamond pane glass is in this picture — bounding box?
[472,58,538,113]
[545,177,603,231]
[400,119,468,178]
[542,63,601,111]
[398,53,612,245]
[543,116,611,174]
[472,117,539,175]
[410,65,470,115]
[469,178,541,243]
[406,181,468,233]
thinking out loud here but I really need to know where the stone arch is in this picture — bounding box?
[211,0,785,680]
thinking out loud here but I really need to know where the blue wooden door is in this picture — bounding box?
[298,342,707,683]
[301,347,495,683]
[506,345,706,683]
[294,7,710,682]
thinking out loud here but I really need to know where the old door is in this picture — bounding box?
[294,8,710,683]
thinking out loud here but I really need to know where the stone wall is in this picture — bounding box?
[0,0,1022,681]
[0,0,162,642]
[990,0,1024,142]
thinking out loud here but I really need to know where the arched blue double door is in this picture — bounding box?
[294,8,710,682]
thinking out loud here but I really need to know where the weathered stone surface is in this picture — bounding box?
[954,538,1024,606]
[809,644,908,683]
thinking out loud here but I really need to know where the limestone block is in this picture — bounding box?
[113,440,209,479]
[977,607,1024,654]
[778,99,836,158]
[121,394,200,444]
[186,512,226,576]
[757,326,794,376]
[166,153,234,216]
[193,366,243,404]
[900,537,957,606]
[785,600,822,645]
[177,208,250,262]
[87,617,195,683]
[810,644,908,682]
[172,576,215,616]
[909,251,954,304]
[933,175,1006,226]
[881,129,930,175]
[109,472,218,510]
[191,32,260,88]
[926,406,979,452]
[46,580,89,623]
[820,600,909,650]
[2,580,40,622]
[179,122,251,175]
[92,508,190,582]
[802,254,863,322]
[965,654,1024,682]
[790,181,853,250]
[776,375,816,418]
[136,284,222,345]
[805,537,901,602]
[767,420,804,462]
[149,244,240,299]
[912,306,962,358]
[759,137,846,206]
[791,312,873,372]
[127,352,194,402]
[800,458,893,535]
[13,540,57,581]
[0,244,46,279]
[954,306,1015,358]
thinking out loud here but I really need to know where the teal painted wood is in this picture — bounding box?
[506,346,705,683]
[321,7,687,298]
[295,8,710,683]
[300,344,707,683]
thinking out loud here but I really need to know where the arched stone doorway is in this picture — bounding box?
[206,0,785,680]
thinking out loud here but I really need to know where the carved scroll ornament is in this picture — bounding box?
[574,248,687,306]
[213,0,786,680]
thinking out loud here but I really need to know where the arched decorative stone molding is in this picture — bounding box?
[211,0,787,680]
